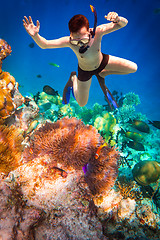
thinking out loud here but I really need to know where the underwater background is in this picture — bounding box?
[1,0,160,239]
[1,0,160,120]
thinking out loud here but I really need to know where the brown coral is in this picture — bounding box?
[116,176,143,201]
[0,72,25,118]
[0,39,12,62]
[0,39,24,119]
[0,88,16,118]
[0,71,16,90]
[24,117,119,195]
[0,124,24,174]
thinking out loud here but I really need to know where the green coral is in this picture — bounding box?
[94,111,117,144]
[116,92,145,123]
[39,92,62,106]
[116,105,137,123]
[123,92,141,106]
[60,104,75,118]
[36,91,118,145]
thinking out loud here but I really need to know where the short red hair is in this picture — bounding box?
[68,14,89,33]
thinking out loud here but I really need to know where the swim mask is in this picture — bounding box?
[70,34,91,46]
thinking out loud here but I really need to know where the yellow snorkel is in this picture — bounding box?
[90,5,97,37]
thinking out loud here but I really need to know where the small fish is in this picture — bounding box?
[29,42,35,48]
[24,96,32,106]
[154,8,160,14]
[33,92,40,103]
[148,120,160,129]
[39,102,51,111]
[43,85,59,96]
[82,163,88,174]
[112,90,118,96]
[121,129,143,142]
[49,62,60,67]
[25,92,34,98]
[24,120,39,137]
[37,74,42,78]
[52,167,68,178]
[129,120,150,133]
[18,84,24,88]
[95,143,107,159]
[127,141,145,151]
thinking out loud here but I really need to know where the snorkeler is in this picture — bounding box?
[23,6,137,109]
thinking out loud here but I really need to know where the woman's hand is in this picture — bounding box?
[104,12,119,23]
[23,16,40,37]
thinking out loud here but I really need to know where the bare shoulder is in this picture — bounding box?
[96,23,115,34]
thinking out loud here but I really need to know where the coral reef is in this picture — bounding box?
[132,160,160,186]
[0,87,16,118]
[23,117,119,195]
[0,102,160,239]
[0,164,107,240]
[34,208,106,239]
[0,39,25,119]
[123,92,141,106]
[101,201,160,240]
[37,90,105,125]
[0,179,45,239]
[0,124,24,174]
[14,99,39,131]
[116,176,143,201]
[94,180,160,240]
[0,39,12,61]
[116,92,146,124]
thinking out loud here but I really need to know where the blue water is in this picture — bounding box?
[1,0,160,120]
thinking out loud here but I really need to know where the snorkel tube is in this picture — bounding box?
[90,5,97,37]
[79,5,97,54]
